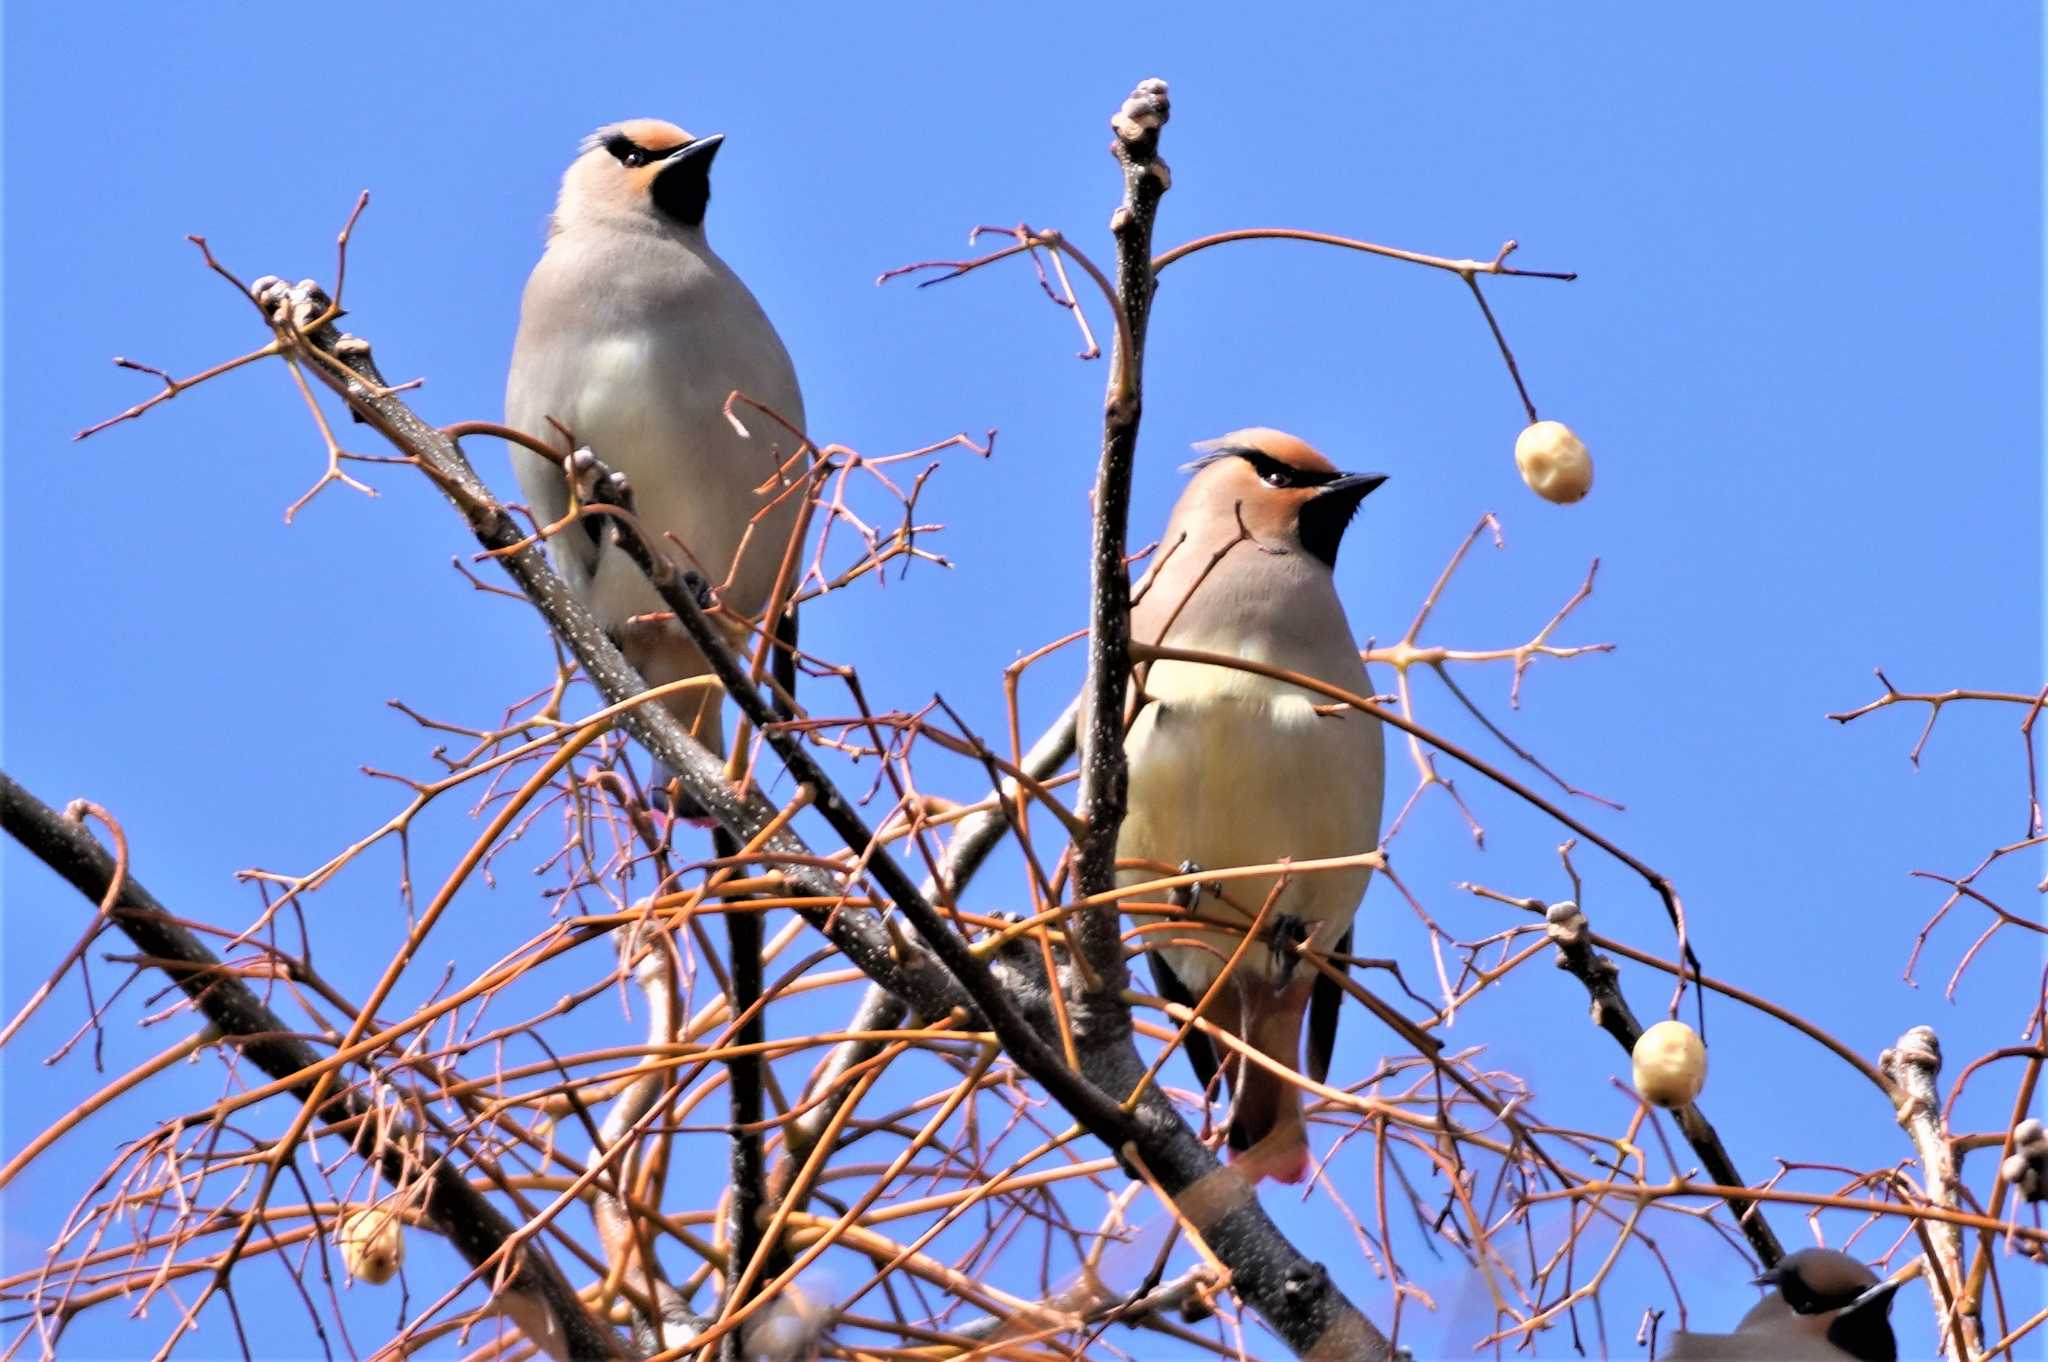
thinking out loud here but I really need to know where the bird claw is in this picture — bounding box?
[249,276,337,332]
[565,445,602,494]
[1269,914,1311,986]
[1270,915,1311,946]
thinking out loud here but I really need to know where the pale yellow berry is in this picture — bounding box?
[1631,1020,1707,1108]
[1514,420,1593,504]
[337,1206,404,1285]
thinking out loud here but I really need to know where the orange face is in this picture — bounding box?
[556,119,723,231]
[595,118,693,197]
[1182,428,1386,566]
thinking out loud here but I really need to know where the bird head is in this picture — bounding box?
[1755,1250,1900,1362]
[1183,427,1386,569]
[553,119,725,235]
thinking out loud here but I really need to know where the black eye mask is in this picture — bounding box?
[603,133,684,170]
[1235,448,1337,490]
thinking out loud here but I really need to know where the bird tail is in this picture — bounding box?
[769,604,800,721]
[1226,980,1314,1184]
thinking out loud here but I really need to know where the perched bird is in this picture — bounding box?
[506,119,806,787]
[1121,428,1387,1184]
[1667,1249,1902,1360]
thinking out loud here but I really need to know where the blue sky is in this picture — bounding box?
[4,5,2043,1359]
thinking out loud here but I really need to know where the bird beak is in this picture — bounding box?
[1315,472,1388,504]
[1841,1279,1901,1315]
[665,132,724,171]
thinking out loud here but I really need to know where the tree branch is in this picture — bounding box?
[769,704,1078,1225]
[714,831,767,1362]
[0,772,625,1361]
[927,698,1080,905]
[1882,1025,1980,1361]
[45,75,1407,1353]
[270,269,1380,1354]
[1541,899,1784,1266]
[1073,80,1171,980]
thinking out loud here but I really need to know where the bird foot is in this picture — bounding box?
[564,446,606,503]
[1268,915,1312,986]
[249,276,337,331]
[562,447,619,548]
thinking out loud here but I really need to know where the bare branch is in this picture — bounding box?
[0,772,623,1360]
[1537,897,1783,1266]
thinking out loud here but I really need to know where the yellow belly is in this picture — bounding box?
[1119,682,1381,991]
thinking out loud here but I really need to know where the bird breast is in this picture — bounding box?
[505,232,805,631]
[1120,645,1382,990]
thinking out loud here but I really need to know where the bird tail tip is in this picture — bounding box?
[1227,1074,1311,1184]
[1225,986,1314,1183]
[1228,1134,1312,1184]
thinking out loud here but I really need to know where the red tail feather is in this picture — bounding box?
[1224,980,1314,1184]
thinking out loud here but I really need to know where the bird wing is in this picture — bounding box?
[1306,924,1351,1084]
[1147,947,1222,1104]
[504,271,603,582]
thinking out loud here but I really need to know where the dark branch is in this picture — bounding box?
[1542,899,1784,1266]
[0,771,626,1361]
[716,829,767,1362]
[78,78,1397,1355]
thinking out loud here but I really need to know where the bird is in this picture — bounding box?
[505,119,806,802]
[1119,427,1387,1184]
[1666,1249,1902,1360]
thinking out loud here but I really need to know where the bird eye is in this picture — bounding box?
[1246,455,1296,488]
[1777,1275,1822,1315]
[1221,447,1315,490]
[604,135,649,168]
